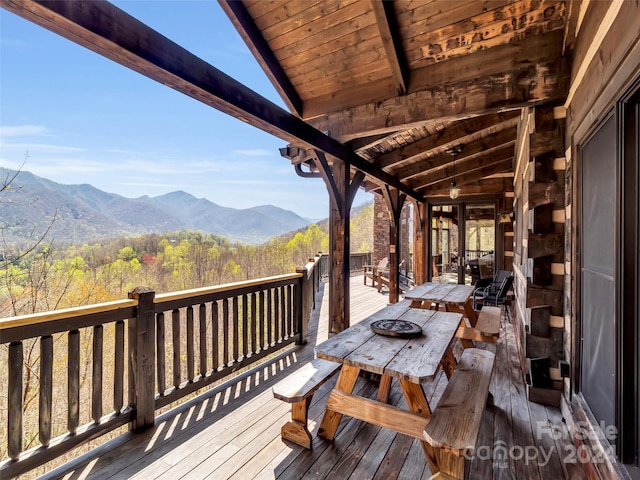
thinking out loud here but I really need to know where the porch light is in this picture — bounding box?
[449,182,460,199]
[446,145,462,199]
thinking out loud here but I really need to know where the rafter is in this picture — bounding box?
[419,159,514,194]
[308,57,569,141]
[371,0,407,96]
[0,0,422,202]
[390,128,518,181]
[376,113,520,169]
[219,0,303,117]
[302,30,567,125]
[409,144,515,190]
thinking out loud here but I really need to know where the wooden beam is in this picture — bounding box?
[219,0,303,117]
[0,0,422,202]
[315,151,364,333]
[371,0,407,96]
[381,186,406,304]
[420,159,514,195]
[409,144,515,190]
[391,128,518,181]
[376,112,519,169]
[375,115,520,168]
[422,177,514,199]
[309,56,570,141]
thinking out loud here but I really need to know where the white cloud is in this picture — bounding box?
[0,124,50,137]
[234,148,272,157]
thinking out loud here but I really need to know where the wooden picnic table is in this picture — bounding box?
[315,300,461,465]
[403,281,479,328]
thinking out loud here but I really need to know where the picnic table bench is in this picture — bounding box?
[272,358,341,448]
[423,347,496,479]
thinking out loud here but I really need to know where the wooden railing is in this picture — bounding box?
[0,255,329,479]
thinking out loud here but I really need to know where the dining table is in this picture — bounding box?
[314,299,461,463]
[402,281,479,327]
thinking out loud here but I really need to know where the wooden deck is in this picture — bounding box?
[39,277,586,480]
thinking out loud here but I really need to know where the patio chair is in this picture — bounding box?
[475,274,514,320]
[473,270,510,310]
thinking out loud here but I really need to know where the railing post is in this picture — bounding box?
[295,267,308,345]
[128,286,156,432]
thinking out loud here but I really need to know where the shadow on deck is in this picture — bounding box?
[39,277,585,480]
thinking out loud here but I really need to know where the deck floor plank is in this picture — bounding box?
[37,277,587,480]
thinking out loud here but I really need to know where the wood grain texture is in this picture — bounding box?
[423,348,495,455]
[272,359,341,403]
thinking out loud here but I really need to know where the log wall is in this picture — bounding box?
[512,105,567,408]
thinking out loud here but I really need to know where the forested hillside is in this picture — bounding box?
[0,203,373,318]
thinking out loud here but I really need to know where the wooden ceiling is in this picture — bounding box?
[222,0,578,198]
[1,0,579,201]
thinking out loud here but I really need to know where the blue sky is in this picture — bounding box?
[0,1,372,220]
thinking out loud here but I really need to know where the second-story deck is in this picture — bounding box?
[35,276,586,480]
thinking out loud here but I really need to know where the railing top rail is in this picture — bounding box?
[154,273,303,305]
[0,299,138,332]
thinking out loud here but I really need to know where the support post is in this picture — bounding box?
[382,186,406,304]
[294,270,306,345]
[128,286,156,432]
[413,201,428,284]
[315,150,364,333]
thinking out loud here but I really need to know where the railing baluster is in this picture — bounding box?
[212,301,219,371]
[39,335,53,447]
[92,325,103,422]
[199,303,207,376]
[267,288,273,347]
[8,341,23,459]
[157,312,166,395]
[68,330,80,434]
[232,296,239,362]
[280,286,287,340]
[274,287,280,342]
[223,299,229,366]
[172,309,181,388]
[259,290,265,349]
[242,294,248,358]
[114,320,124,412]
[186,306,194,382]
[287,284,293,337]
[251,292,257,354]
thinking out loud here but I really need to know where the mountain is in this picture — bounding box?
[0,168,312,245]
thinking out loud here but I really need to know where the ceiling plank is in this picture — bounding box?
[409,144,515,190]
[415,0,567,64]
[376,112,519,169]
[308,56,569,141]
[219,0,303,117]
[371,0,407,95]
[391,128,518,180]
[1,0,422,201]
[302,30,566,121]
[419,159,514,194]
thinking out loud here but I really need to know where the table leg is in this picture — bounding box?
[440,345,457,379]
[377,374,393,403]
[318,365,360,441]
[398,379,438,474]
[463,298,478,327]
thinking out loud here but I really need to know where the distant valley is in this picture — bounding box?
[0,168,313,245]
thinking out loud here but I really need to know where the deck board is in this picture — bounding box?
[38,277,586,480]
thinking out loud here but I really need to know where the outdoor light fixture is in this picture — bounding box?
[446,145,462,199]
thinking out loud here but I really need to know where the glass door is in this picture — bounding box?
[430,202,496,285]
[430,205,460,284]
[464,204,496,285]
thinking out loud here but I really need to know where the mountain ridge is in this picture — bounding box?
[0,168,312,245]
